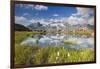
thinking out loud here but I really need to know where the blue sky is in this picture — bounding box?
[15,4,94,26]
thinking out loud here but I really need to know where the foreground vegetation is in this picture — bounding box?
[15,31,94,65]
[15,45,94,65]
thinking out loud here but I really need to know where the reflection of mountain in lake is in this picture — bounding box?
[87,24,94,30]
[21,35,94,50]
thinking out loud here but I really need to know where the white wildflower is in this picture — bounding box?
[68,52,70,57]
[56,57,58,60]
[57,51,60,56]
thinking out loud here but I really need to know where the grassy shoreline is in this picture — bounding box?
[15,31,94,65]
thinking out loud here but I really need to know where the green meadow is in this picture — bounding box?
[15,31,94,65]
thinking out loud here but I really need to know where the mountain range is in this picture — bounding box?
[15,22,94,31]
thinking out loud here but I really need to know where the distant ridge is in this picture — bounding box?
[15,23,32,31]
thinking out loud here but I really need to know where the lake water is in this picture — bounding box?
[20,34,94,50]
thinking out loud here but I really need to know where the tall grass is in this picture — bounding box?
[15,45,94,65]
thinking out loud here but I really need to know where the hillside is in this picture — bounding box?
[15,23,32,31]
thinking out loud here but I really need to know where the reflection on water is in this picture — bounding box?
[21,34,94,49]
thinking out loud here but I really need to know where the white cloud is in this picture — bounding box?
[15,16,26,22]
[53,14,59,17]
[29,19,36,23]
[70,7,94,25]
[49,19,59,23]
[15,6,94,26]
[67,16,79,25]
[15,15,50,26]
[72,7,94,19]
[49,16,79,25]
[16,4,34,9]
[34,5,48,10]
[15,16,32,26]
[16,4,48,11]
[15,15,93,27]
[77,7,90,15]
[48,17,67,24]
[30,18,50,26]
[25,5,34,9]
[67,15,88,25]
[88,16,94,25]
[72,7,91,17]
[49,7,94,25]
